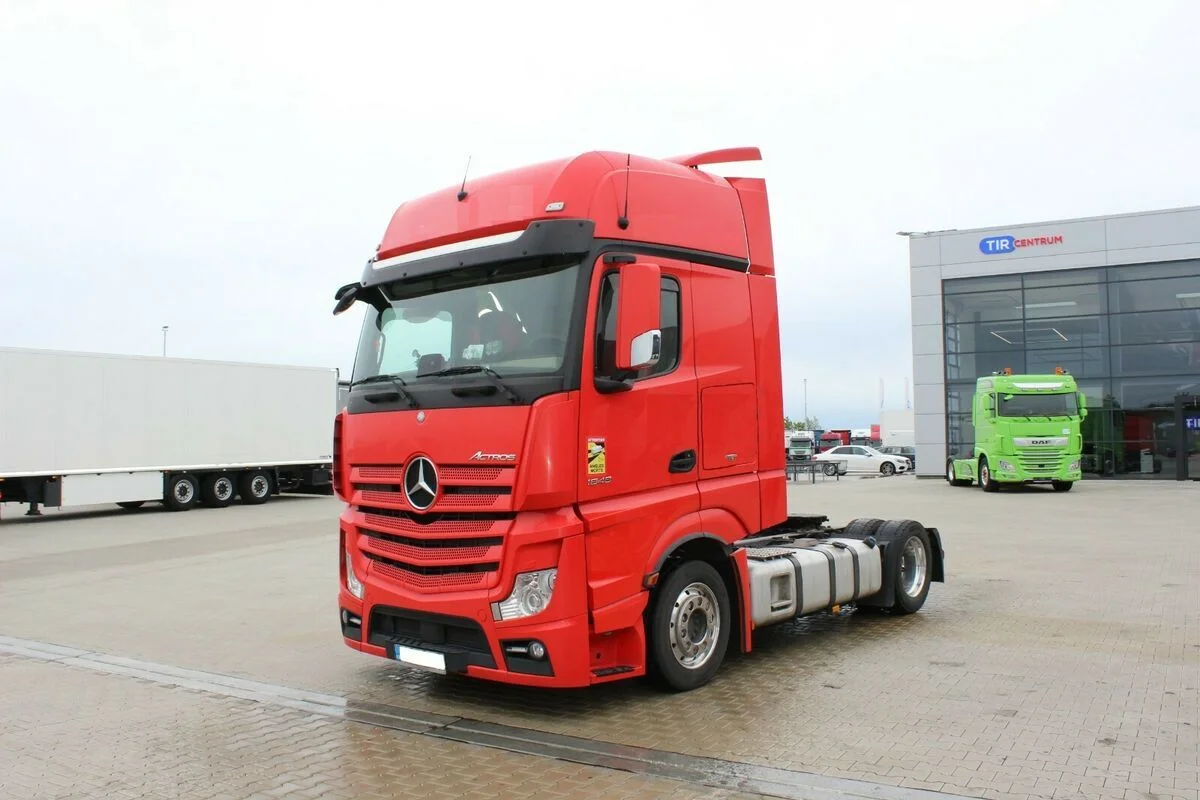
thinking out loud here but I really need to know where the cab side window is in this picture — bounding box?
[595,272,681,381]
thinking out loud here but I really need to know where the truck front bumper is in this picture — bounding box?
[993,455,1082,483]
[338,509,631,688]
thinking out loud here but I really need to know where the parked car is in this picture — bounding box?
[813,445,912,476]
[880,445,916,470]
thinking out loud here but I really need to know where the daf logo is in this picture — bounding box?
[1031,439,1051,445]
[470,451,516,462]
[403,456,438,511]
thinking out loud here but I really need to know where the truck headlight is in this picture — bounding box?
[491,568,557,621]
[1068,460,1080,472]
[345,548,364,600]
[998,460,1014,472]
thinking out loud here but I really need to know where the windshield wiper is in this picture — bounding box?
[351,373,419,408]
[421,365,521,404]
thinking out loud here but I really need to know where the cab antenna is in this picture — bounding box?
[457,155,472,202]
[617,153,631,229]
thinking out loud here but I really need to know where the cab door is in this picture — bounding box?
[576,254,699,611]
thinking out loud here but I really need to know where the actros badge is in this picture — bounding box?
[469,451,516,462]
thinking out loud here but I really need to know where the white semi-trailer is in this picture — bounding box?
[0,347,338,517]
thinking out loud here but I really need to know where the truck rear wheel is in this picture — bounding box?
[163,473,199,512]
[946,460,970,487]
[844,517,884,540]
[878,520,932,614]
[647,560,731,692]
[238,470,272,505]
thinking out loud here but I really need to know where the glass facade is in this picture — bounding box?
[943,259,1200,478]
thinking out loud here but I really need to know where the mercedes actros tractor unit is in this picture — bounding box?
[331,146,946,692]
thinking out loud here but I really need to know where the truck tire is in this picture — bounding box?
[978,457,998,492]
[879,461,896,476]
[647,560,731,692]
[238,470,272,505]
[877,520,932,614]
[844,517,884,540]
[163,473,199,512]
[1051,480,1074,492]
[946,460,970,487]
[201,474,236,508]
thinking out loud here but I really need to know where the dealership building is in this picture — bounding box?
[907,204,1200,480]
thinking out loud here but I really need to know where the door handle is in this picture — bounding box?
[669,449,697,474]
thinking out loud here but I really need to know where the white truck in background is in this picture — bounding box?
[0,347,339,518]
[879,408,915,449]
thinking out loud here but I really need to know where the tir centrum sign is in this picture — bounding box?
[979,233,1064,255]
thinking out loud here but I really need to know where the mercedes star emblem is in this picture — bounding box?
[403,456,438,511]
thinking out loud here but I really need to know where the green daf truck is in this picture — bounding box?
[946,370,1086,492]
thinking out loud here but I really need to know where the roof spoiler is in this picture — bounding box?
[664,147,762,169]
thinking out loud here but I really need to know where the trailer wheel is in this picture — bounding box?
[878,520,932,614]
[201,474,236,508]
[647,560,731,692]
[978,456,998,492]
[163,473,199,512]
[238,470,272,505]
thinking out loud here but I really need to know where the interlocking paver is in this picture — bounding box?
[1,478,1197,800]
[0,657,755,800]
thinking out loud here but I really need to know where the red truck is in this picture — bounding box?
[331,146,945,692]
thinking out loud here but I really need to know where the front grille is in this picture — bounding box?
[362,507,511,535]
[350,462,515,593]
[1017,451,1065,475]
[349,462,515,513]
[362,529,502,563]
[364,551,497,589]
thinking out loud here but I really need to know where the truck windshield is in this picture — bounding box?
[997,392,1079,418]
[351,258,581,384]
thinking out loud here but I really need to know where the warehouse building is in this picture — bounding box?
[907,205,1200,480]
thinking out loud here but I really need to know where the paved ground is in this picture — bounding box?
[1,475,1197,800]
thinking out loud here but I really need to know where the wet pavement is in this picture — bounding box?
[1,476,1197,800]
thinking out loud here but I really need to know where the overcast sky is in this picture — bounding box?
[2,1,1198,427]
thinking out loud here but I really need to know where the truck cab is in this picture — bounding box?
[946,368,1086,492]
[332,147,945,692]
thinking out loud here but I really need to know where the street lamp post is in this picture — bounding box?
[803,378,808,425]
[162,325,169,357]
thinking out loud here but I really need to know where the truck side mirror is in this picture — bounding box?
[332,282,362,316]
[1079,392,1088,417]
[615,261,661,371]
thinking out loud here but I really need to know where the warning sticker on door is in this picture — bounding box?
[586,438,607,475]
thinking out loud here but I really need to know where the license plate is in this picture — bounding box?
[392,644,446,674]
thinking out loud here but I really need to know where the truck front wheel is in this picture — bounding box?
[978,457,998,492]
[1051,480,1074,492]
[647,560,731,692]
